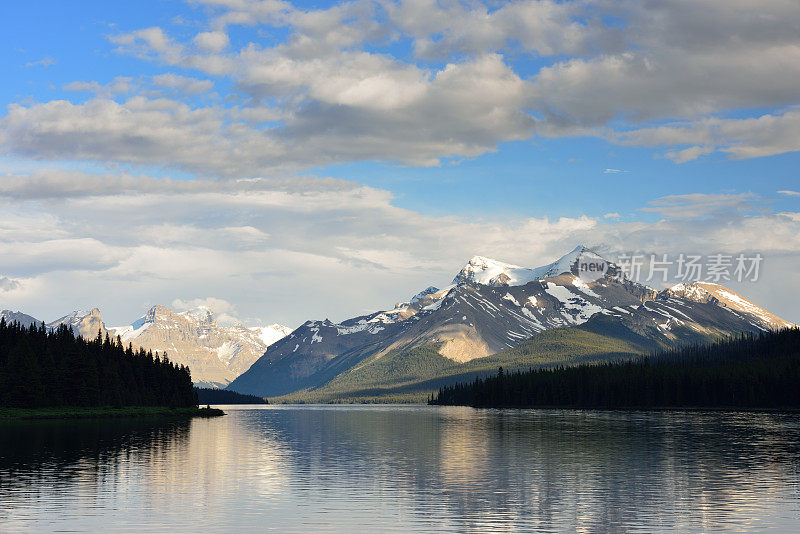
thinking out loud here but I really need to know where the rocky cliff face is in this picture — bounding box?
[659,282,793,329]
[2,305,290,388]
[47,308,107,339]
[109,305,290,388]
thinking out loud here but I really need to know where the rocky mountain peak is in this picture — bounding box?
[452,246,607,288]
[180,306,216,325]
[0,309,41,328]
[47,308,107,339]
[108,304,291,388]
[410,286,440,303]
[661,281,794,329]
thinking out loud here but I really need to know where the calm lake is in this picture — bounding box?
[1,405,799,532]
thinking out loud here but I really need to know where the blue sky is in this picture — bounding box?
[1,0,799,326]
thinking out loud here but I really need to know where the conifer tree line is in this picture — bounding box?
[195,387,268,405]
[430,328,800,409]
[0,319,198,408]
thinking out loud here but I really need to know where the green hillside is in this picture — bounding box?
[273,315,664,403]
[432,328,800,409]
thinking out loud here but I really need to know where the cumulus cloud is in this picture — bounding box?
[109,27,185,64]
[618,110,800,162]
[530,0,800,126]
[1,0,798,174]
[193,31,230,53]
[2,0,800,326]
[1,169,799,325]
[0,97,283,177]
[151,73,214,95]
[386,0,618,59]
[0,277,21,292]
[0,54,533,173]
[63,77,139,97]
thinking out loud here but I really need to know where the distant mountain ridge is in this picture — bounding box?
[0,310,40,329]
[108,305,291,388]
[48,308,107,339]
[0,306,290,389]
[228,246,794,400]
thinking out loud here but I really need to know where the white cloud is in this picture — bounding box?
[171,296,241,325]
[151,73,214,95]
[0,54,533,173]
[0,276,21,292]
[110,27,184,64]
[2,0,800,327]
[2,170,798,325]
[778,190,800,197]
[193,31,230,53]
[641,193,758,220]
[24,56,55,68]
[63,77,139,97]
[386,0,615,59]
[172,296,236,314]
[2,0,797,174]
[619,110,800,162]
[0,97,283,177]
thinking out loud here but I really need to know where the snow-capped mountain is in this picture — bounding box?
[47,308,107,339]
[1,305,290,387]
[108,305,291,388]
[452,246,600,286]
[0,309,41,329]
[228,246,795,398]
[3,307,107,338]
[254,324,294,346]
[660,282,792,330]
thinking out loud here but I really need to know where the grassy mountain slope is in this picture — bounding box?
[273,315,666,403]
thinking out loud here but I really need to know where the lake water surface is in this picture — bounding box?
[1,405,799,532]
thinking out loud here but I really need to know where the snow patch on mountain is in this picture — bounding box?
[411,286,440,303]
[253,324,293,347]
[545,282,603,324]
[663,282,794,329]
[1,309,41,328]
[572,276,600,298]
[452,246,605,287]
[180,306,214,324]
[107,305,291,386]
[47,308,106,339]
[423,298,445,311]
[112,319,152,342]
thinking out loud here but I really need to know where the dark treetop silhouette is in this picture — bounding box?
[430,328,800,409]
[0,318,197,409]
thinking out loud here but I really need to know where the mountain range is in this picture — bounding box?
[0,305,291,388]
[226,246,794,401]
[2,246,793,402]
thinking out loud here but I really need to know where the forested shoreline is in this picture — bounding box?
[195,387,268,404]
[0,319,198,409]
[430,328,800,409]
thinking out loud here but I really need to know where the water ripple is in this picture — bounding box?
[1,407,800,532]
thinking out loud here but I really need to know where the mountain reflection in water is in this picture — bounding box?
[1,406,799,532]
